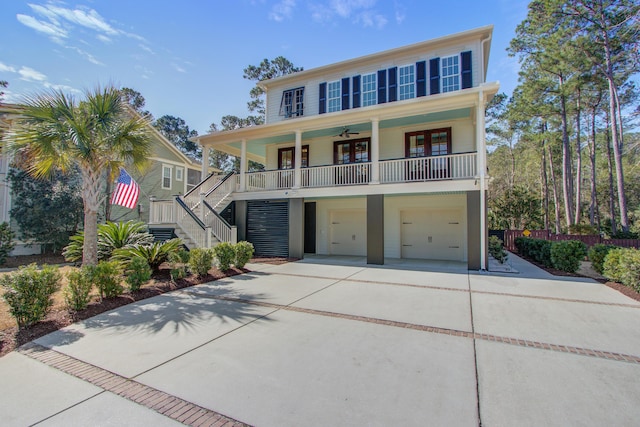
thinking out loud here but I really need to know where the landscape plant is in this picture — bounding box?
[488,236,508,264]
[234,241,255,268]
[124,256,152,292]
[86,261,123,299]
[0,264,61,328]
[168,250,189,281]
[213,242,235,271]
[0,222,15,266]
[550,240,587,273]
[188,248,214,277]
[64,268,94,311]
[603,248,626,283]
[111,239,182,272]
[588,244,618,274]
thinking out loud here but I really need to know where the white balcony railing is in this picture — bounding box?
[246,169,295,191]
[149,199,175,224]
[301,163,371,188]
[379,152,477,184]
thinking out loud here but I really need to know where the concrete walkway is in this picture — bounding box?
[2,255,640,426]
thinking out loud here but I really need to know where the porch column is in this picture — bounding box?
[370,118,380,184]
[200,143,209,179]
[239,139,247,192]
[293,130,302,189]
[476,90,487,270]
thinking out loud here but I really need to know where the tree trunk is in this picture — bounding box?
[541,123,550,231]
[605,111,617,235]
[574,89,582,225]
[588,106,599,228]
[104,175,112,222]
[547,143,562,234]
[80,166,104,266]
[601,20,629,231]
[559,76,574,228]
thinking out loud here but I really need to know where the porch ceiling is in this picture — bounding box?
[227,107,472,160]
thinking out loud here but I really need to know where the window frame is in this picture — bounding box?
[176,167,184,182]
[333,138,371,165]
[277,145,309,169]
[441,55,460,93]
[361,73,377,107]
[162,165,172,190]
[404,128,452,158]
[279,87,305,118]
[327,80,341,113]
[398,64,416,100]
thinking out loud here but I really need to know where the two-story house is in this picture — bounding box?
[150,25,499,269]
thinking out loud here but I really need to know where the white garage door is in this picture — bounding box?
[329,209,366,256]
[400,209,464,261]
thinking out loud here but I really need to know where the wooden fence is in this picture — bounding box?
[503,229,640,253]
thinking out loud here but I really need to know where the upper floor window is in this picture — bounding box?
[334,138,370,164]
[162,165,172,189]
[361,73,377,107]
[280,87,305,118]
[442,55,460,93]
[327,81,341,113]
[399,65,415,100]
[278,146,309,169]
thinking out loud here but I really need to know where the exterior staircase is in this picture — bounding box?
[148,172,238,249]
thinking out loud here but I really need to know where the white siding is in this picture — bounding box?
[265,41,483,124]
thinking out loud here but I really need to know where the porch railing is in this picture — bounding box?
[379,152,477,184]
[301,163,371,188]
[149,199,175,224]
[203,201,237,244]
[175,197,211,248]
[246,169,295,191]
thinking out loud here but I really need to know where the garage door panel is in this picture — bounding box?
[247,201,289,257]
[401,209,463,261]
[329,210,366,256]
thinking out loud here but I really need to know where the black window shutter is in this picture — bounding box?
[341,77,350,110]
[461,51,472,89]
[387,67,398,102]
[377,69,387,104]
[319,82,327,114]
[416,61,427,97]
[352,75,361,109]
[429,58,440,95]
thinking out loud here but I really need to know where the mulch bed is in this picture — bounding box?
[0,256,289,358]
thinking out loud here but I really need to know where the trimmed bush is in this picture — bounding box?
[86,261,123,299]
[0,264,61,328]
[0,222,16,266]
[488,236,508,264]
[618,249,640,292]
[111,238,182,272]
[168,251,189,282]
[64,268,93,311]
[515,237,552,267]
[603,248,626,283]
[189,248,214,277]
[213,242,235,271]
[588,244,618,275]
[124,256,152,292]
[234,241,255,269]
[550,240,587,273]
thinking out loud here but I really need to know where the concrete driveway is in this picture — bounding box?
[2,254,640,426]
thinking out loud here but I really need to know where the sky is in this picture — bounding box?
[0,0,528,135]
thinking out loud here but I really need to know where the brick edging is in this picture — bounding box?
[18,343,251,427]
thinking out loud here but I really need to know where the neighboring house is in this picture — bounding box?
[0,105,215,254]
[151,26,499,269]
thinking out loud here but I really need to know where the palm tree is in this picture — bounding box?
[4,85,151,265]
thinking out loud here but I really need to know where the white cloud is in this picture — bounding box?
[309,0,387,28]
[41,4,119,35]
[394,1,406,24]
[18,66,48,82]
[67,47,103,65]
[269,0,296,22]
[0,62,17,73]
[330,0,376,18]
[16,13,67,41]
[172,63,187,73]
[139,44,155,54]
[97,34,112,43]
[44,82,81,93]
[357,10,387,29]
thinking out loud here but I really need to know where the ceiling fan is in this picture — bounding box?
[335,127,360,138]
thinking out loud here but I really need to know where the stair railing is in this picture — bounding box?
[202,200,237,244]
[175,197,212,248]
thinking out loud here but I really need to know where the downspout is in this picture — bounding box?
[480,34,492,83]
[477,89,487,271]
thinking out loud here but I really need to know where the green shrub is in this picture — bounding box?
[568,224,599,235]
[86,261,123,299]
[170,267,187,281]
[64,268,93,311]
[213,242,235,271]
[63,220,154,262]
[588,244,618,274]
[488,236,508,264]
[124,256,152,292]
[516,237,552,267]
[189,248,214,277]
[618,249,640,292]
[175,249,190,264]
[234,241,255,269]
[603,248,626,283]
[0,264,61,328]
[111,238,182,272]
[0,222,16,266]
[550,240,587,273]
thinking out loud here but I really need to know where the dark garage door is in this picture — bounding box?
[247,200,289,257]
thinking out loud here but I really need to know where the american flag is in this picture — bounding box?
[111,168,140,209]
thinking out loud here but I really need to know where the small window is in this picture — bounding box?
[399,65,415,100]
[327,81,341,113]
[279,87,305,118]
[442,55,460,93]
[361,73,377,107]
[162,165,172,189]
[176,167,184,182]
